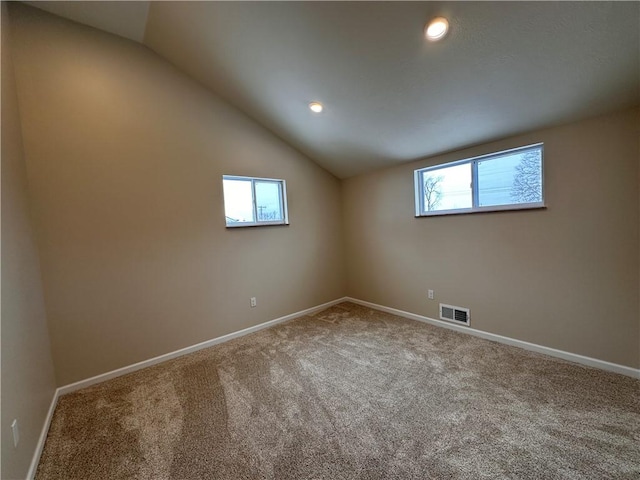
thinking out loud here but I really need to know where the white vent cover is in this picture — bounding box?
[439,303,470,325]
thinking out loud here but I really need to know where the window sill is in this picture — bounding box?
[415,204,547,218]
[225,222,290,229]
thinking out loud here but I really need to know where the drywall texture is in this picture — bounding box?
[9,3,345,386]
[1,3,58,478]
[343,108,640,369]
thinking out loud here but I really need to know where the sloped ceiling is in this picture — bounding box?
[22,1,640,178]
[23,1,150,42]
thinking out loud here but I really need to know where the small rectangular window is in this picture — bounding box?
[415,144,544,216]
[223,175,289,227]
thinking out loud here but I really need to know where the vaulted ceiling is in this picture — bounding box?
[23,1,640,178]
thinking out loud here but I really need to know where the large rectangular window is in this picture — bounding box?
[415,144,544,216]
[223,175,289,227]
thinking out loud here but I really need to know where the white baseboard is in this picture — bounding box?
[27,297,348,479]
[345,297,640,379]
[57,297,348,396]
[28,295,638,478]
[26,389,59,480]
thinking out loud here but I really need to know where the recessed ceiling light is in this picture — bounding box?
[425,17,449,41]
[309,102,324,113]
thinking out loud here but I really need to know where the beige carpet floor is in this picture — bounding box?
[36,302,640,479]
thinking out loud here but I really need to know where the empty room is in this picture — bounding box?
[2,1,639,479]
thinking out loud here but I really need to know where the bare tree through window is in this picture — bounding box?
[424,175,444,211]
[511,151,542,203]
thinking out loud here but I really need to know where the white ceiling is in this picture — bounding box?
[23,1,640,178]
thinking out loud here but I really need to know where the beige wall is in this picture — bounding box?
[6,3,639,405]
[1,3,58,478]
[9,4,345,386]
[343,108,640,369]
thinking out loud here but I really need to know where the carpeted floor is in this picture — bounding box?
[36,302,640,479]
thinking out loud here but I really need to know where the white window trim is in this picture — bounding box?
[414,143,545,217]
[223,175,289,228]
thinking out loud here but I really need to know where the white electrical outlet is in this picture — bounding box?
[250,297,257,308]
[11,419,19,448]
[428,290,434,300]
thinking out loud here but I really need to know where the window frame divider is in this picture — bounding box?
[414,142,544,217]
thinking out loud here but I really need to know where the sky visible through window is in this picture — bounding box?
[223,178,283,223]
[422,164,472,210]
[477,152,530,207]
[254,181,282,221]
[421,149,541,211]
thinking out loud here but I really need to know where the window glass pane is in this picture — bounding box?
[255,181,283,221]
[223,179,255,224]
[421,164,472,212]
[477,149,542,207]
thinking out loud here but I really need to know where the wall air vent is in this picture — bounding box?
[439,303,470,326]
